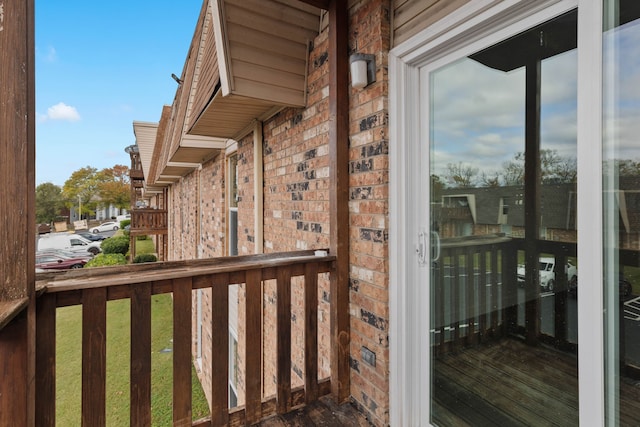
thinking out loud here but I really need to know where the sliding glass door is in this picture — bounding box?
[423,9,579,426]
[391,0,640,425]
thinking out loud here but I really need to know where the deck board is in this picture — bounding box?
[259,396,371,426]
[433,339,640,426]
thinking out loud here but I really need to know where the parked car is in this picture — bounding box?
[36,249,94,260]
[517,257,577,291]
[569,272,632,299]
[115,214,130,222]
[89,221,119,233]
[76,231,106,241]
[36,253,87,270]
[37,233,102,255]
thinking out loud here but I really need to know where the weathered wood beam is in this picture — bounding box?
[0,0,36,425]
[328,0,350,403]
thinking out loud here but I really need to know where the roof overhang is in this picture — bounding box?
[169,134,227,163]
[186,0,322,139]
[137,0,324,187]
[132,121,158,181]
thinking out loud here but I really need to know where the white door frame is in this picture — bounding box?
[388,0,606,424]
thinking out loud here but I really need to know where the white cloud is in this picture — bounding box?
[44,46,57,62]
[41,102,81,122]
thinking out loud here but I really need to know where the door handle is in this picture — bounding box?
[431,231,441,263]
[417,230,428,266]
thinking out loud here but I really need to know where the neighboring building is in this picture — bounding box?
[123,0,640,426]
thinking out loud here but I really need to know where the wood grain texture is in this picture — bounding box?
[210,274,230,426]
[130,283,152,427]
[245,269,263,424]
[36,293,57,427]
[276,267,292,414]
[81,288,107,427]
[173,278,193,426]
[304,263,319,403]
[328,0,351,403]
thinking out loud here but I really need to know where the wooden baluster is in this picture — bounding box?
[36,293,57,427]
[130,282,152,427]
[451,249,460,350]
[491,246,499,334]
[210,273,229,426]
[304,263,319,403]
[173,278,192,426]
[245,269,263,424]
[277,267,292,414]
[82,288,107,427]
[503,245,519,336]
[478,250,487,343]
[554,253,568,345]
[464,249,474,345]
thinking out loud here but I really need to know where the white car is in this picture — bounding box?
[517,257,576,291]
[89,221,119,233]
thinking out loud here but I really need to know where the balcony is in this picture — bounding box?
[431,235,640,424]
[130,208,168,236]
[34,250,362,426]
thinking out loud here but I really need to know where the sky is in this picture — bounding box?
[35,0,203,186]
[430,17,640,184]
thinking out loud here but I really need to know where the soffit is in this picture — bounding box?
[186,0,322,139]
[132,121,158,183]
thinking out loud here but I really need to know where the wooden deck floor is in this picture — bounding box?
[432,339,640,426]
[259,395,372,427]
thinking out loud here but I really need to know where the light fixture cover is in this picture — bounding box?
[349,53,375,89]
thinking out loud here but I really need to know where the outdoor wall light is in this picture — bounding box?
[349,53,376,89]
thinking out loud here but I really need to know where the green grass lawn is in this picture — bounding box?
[135,237,156,255]
[56,293,210,426]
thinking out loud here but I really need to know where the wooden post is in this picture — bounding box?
[0,0,36,425]
[328,0,350,403]
[524,59,542,346]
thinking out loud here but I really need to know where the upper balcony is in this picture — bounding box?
[130,208,168,236]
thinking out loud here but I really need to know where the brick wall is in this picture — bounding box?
[169,1,392,424]
[346,1,391,424]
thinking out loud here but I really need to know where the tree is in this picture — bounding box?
[62,165,131,218]
[444,162,479,188]
[62,166,105,218]
[502,152,525,186]
[97,165,130,210]
[35,182,64,223]
[501,149,576,186]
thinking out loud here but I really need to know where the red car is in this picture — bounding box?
[36,253,87,270]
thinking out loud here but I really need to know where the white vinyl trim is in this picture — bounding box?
[577,0,605,424]
[390,0,581,425]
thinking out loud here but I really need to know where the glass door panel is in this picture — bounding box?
[428,11,579,425]
[603,1,640,424]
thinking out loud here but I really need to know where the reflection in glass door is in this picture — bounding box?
[603,1,640,424]
[426,11,579,425]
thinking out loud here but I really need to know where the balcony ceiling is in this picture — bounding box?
[185,0,322,139]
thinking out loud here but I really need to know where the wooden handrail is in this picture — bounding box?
[35,250,336,427]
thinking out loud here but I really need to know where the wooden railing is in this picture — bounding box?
[35,250,336,426]
[130,208,168,235]
[432,236,578,354]
[432,235,516,355]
